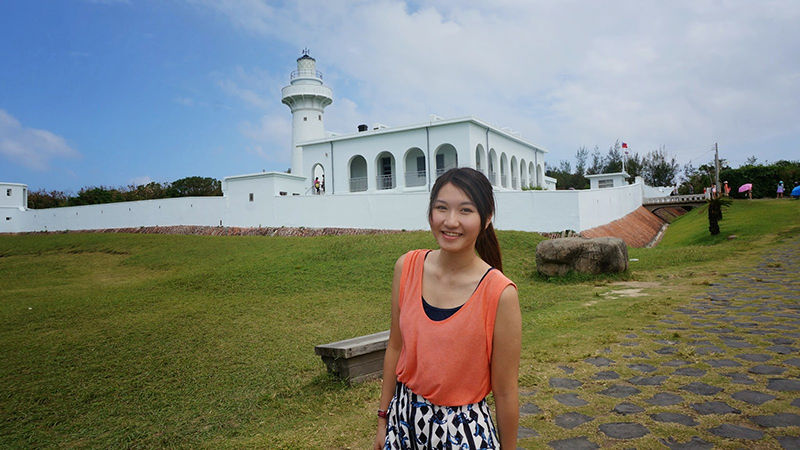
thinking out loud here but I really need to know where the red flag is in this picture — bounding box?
[622,142,628,148]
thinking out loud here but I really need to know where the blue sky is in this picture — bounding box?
[2,0,799,192]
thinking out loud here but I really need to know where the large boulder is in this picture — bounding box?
[536,237,628,277]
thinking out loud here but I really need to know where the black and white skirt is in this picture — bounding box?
[384,382,499,449]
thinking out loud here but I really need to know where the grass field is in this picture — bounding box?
[1,199,798,449]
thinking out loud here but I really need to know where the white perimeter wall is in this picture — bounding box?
[6,197,226,232]
[2,181,644,234]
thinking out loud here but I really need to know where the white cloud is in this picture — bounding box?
[129,175,153,186]
[173,97,194,107]
[0,109,81,171]
[239,114,292,163]
[195,0,800,167]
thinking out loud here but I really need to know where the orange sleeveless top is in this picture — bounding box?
[395,249,516,406]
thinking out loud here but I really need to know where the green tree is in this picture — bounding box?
[624,152,643,182]
[575,146,589,176]
[166,177,222,197]
[604,141,623,173]
[68,186,125,206]
[642,146,679,186]
[27,189,70,209]
[587,146,603,175]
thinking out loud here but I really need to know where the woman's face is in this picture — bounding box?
[429,182,486,254]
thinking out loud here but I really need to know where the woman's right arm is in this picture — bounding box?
[374,254,406,450]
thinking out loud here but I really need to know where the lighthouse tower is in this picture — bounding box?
[281,51,333,177]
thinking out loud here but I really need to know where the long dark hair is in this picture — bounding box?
[428,167,503,272]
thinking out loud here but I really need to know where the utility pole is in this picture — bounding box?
[714,143,721,198]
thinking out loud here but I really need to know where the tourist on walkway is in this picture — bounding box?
[375,168,521,450]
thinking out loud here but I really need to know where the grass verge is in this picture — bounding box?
[0,198,798,449]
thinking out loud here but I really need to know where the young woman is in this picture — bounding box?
[374,168,521,449]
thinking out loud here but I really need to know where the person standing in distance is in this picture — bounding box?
[374,167,521,449]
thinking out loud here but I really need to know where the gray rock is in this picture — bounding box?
[520,402,541,416]
[613,402,645,415]
[706,359,742,367]
[793,398,800,408]
[750,413,800,428]
[554,393,588,406]
[599,385,641,398]
[644,393,684,406]
[592,370,620,380]
[768,378,800,392]
[655,346,678,355]
[549,377,583,389]
[723,373,756,385]
[584,357,615,367]
[627,363,657,373]
[628,376,668,386]
[749,364,786,375]
[673,367,706,377]
[598,422,650,439]
[548,437,599,450]
[695,345,725,355]
[535,237,628,277]
[767,345,798,354]
[681,382,723,395]
[558,365,575,374]
[737,353,772,362]
[784,357,800,367]
[709,423,763,440]
[650,412,698,426]
[731,390,775,405]
[767,338,795,345]
[690,401,740,415]
[722,339,758,348]
[777,435,800,450]
[554,412,594,429]
[517,426,538,439]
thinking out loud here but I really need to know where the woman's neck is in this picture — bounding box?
[435,248,480,274]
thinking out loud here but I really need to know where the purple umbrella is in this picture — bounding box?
[738,183,752,193]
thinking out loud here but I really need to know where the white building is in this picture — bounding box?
[1,53,646,235]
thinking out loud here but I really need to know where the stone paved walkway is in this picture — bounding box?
[517,238,800,449]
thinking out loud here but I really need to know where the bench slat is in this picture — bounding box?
[314,330,390,359]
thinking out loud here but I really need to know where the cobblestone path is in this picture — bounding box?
[517,238,800,449]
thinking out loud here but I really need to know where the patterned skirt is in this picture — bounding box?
[384,382,499,449]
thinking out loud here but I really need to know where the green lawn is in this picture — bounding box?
[0,198,798,449]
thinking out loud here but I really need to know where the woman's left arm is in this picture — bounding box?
[491,285,521,449]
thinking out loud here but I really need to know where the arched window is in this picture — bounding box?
[537,164,544,188]
[475,144,486,174]
[375,152,396,190]
[435,144,458,177]
[510,156,518,190]
[488,149,498,185]
[311,163,326,194]
[520,159,528,189]
[404,148,426,187]
[500,153,508,188]
[349,155,368,192]
[529,162,536,187]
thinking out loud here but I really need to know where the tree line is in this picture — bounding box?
[28,176,222,209]
[687,158,800,199]
[546,142,800,198]
[545,140,680,189]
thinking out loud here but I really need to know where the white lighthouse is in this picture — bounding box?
[281,51,333,177]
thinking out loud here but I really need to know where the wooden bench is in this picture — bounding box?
[315,330,390,384]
